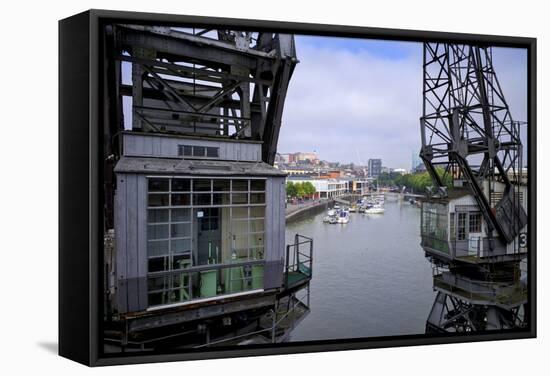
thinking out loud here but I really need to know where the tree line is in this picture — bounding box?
[286,181,317,198]
[377,168,452,194]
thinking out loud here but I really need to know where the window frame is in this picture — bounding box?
[145,176,267,307]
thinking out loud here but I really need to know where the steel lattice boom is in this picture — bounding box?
[420,43,527,245]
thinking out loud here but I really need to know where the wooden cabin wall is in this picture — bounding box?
[264,176,286,290]
[123,133,262,161]
[114,173,148,314]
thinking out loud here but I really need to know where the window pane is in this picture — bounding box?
[250,233,264,248]
[213,179,230,191]
[171,223,191,238]
[232,207,248,218]
[149,194,169,207]
[172,178,191,192]
[183,145,193,156]
[232,236,249,257]
[232,180,248,191]
[171,239,192,254]
[457,213,467,240]
[250,180,265,191]
[231,218,249,237]
[194,193,212,206]
[148,256,168,273]
[148,178,169,192]
[172,208,191,222]
[193,146,206,157]
[469,212,481,233]
[148,276,168,292]
[148,224,169,240]
[173,253,192,269]
[172,193,190,206]
[148,209,169,223]
[232,193,248,204]
[249,206,265,218]
[213,193,230,205]
[147,240,169,257]
[206,147,219,158]
[193,179,211,192]
[250,246,265,260]
[249,219,264,233]
[250,193,265,204]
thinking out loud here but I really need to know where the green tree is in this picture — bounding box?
[302,181,316,197]
[295,182,306,198]
[286,182,297,198]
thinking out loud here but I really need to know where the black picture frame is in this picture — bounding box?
[59,9,537,366]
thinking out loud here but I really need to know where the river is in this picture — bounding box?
[285,197,436,341]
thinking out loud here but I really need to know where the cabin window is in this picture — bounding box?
[420,202,449,253]
[178,144,220,158]
[449,213,455,241]
[469,212,482,233]
[146,177,267,307]
[457,212,467,240]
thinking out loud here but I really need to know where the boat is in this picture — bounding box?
[364,204,385,214]
[336,209,350,224]
[349,205,357,213]
[323,207,340,223]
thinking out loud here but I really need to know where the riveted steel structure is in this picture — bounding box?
[419,42,528,332]
[102,24,298,229]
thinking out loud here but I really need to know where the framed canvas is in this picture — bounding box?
[59,9,536,366]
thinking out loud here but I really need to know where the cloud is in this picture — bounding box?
[278,38,528,169]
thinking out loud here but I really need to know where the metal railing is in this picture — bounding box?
[146,260,265,308]
[285,234,313,287]
[193,286,311,348]
[431,267,527,307]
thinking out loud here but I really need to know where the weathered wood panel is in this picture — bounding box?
[115,173,148,313]
[123,133,261,161]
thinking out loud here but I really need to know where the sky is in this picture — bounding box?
[277,35,528,169]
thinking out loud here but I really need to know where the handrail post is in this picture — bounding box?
[285,245,290,287]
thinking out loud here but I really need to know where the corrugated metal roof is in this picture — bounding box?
[114,156,287,177]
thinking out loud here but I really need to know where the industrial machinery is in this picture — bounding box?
[101,24,310,350]
[419,42,528,332]
[102,25,298,229]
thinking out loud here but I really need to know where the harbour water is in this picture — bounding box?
[286,197,436,341]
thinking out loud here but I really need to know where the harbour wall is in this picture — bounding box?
[285,200,334,224]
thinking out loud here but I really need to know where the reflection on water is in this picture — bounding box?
[286,199,435,341]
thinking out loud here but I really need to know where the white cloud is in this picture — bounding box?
[278,39,528,169]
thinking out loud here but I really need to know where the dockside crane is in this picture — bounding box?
[419,43,528,332]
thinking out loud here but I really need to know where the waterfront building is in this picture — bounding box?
[392,168,407,175]
[294,151,318,163]
[288,176,349,199]
[319,169,343,179]
[350,179,369,195]
[411,151,422,172]
[280,164,317,176]
[368,158,382,178]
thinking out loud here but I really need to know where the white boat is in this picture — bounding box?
[337,210,350,224]
[364,204,385,214]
